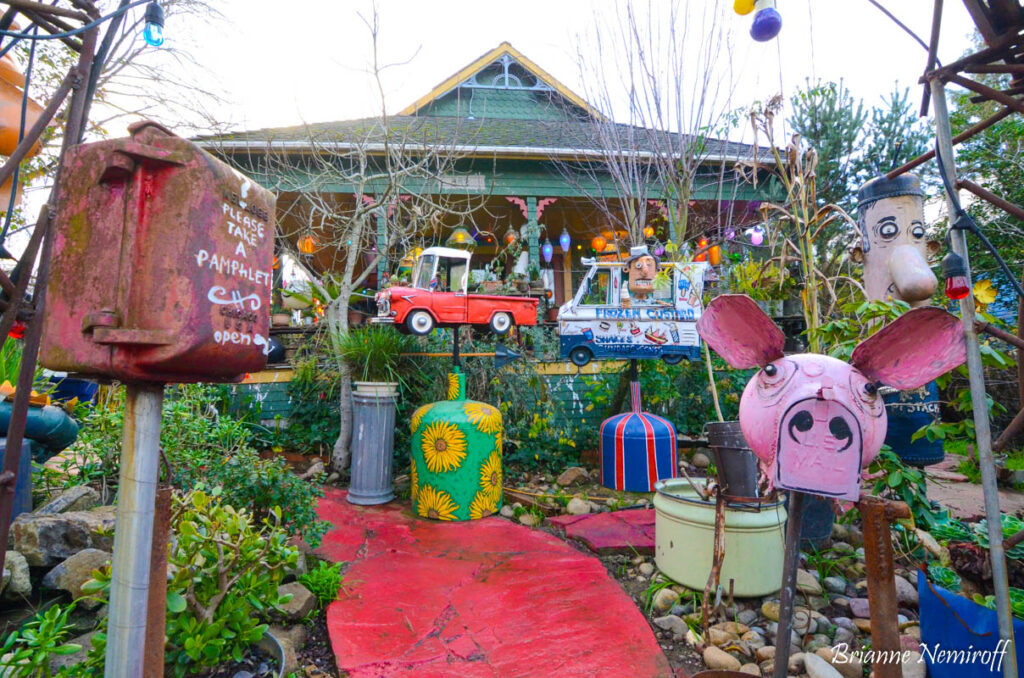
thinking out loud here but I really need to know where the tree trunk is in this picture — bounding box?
[327,295,353,472]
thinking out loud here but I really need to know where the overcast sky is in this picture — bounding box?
[160,0,976,141]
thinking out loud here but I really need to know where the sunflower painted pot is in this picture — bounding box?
[410,370,502,521]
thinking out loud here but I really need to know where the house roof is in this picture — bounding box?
[198,115,766,163]
[396,41,605,121]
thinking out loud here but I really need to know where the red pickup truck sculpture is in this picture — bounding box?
[373,247,539,335]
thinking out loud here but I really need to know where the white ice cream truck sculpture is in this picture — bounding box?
[558,246,709,366]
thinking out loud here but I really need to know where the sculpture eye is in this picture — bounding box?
[760,362,787,387]
[764,364,777,376]
[911,225,925,239]
[879,222,898,239]
[864,382,878,397]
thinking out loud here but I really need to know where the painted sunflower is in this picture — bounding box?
[480,449,502,500]
[416,484,458,521]
[464,402,502,434]
[410,457,419,501]
[447,373,461,400]
[421,421,467,473]
[410,404,432,434]
[469,489,499,519]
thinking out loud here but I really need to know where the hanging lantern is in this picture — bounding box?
[725,226,736,240]
[750,0,782,41]
[653,244,665,257]
[643,226,655,239]
[694,238,709,262]
[445,227,475,249]
[504,227,519,247]
[747,226,764,247]
[272,256,280,270]
[591,235,607,251]
[709,245,722,266]
[559,228,571,252]
[542,239,554,263]
[734,0,755,14]
[297,235,317,254]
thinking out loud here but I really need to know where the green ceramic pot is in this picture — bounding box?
[409,370,503,521]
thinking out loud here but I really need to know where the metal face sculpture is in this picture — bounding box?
[697,295,965,500]
[853,175,940,307]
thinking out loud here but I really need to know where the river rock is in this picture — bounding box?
[708,627,738,646]
[268,623,307,649]
[691,452,711,469]
[737,608,758,626]
[848,598,870,618]
[755,645,775,663]
[853,618,872,633]
[12,506,116,566]
[712,621,750,636]
[902,650,926,678]
[901,635,921,653]
[797,569,823,595]
[833,617,855,632]
[2,550,30,600]
[49,630,98,674]
[823,576,847,594]
[739,664,760,676]
[518,513,541,527]
[653,614,687,637]
[277,582,316,621]
[793,608,815,634]
[555,467,586,486]
[833,627,855,646]
[788,652,806,674]
[804,652,844,678]
[761,600,780,621]
[817,647,861,678]
[35,486,100,515]
[703,646,741,671]
[652,587,679,613]
[894,575,918,606]
[42,548,111,608]
[499,505,515,518]
[566,498,590,515]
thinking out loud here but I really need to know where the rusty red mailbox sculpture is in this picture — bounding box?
[697,294,965,500]
[40,120,276,382]
[36,120,276,676]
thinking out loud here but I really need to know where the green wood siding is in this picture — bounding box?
[421,88,585,122]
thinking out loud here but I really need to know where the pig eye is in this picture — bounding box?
[864,382,878,396]
[763,364,777,377]
[911,225,925,239]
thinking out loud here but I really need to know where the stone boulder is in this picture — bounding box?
[556,467,589,486]
[277,582,316,621]
[43,548,111,608]
[2,550,30,600]
[35,486,100,515]
[12,506,115,566]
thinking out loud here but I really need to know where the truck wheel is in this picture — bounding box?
[569,346,592,367]
[662,354,685,365]
[406,310,435,336]
[489,312,513,335]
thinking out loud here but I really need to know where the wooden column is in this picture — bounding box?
[375,205,387,283]
[527,196,539,274]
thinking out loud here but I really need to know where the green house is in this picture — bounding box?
[200,42,774,308]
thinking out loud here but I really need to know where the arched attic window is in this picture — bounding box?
[461,54,551,92]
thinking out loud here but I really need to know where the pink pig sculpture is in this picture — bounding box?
[696,295,967,500]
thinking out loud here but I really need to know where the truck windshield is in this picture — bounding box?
[581,270,612,305]
[414,254,436,289]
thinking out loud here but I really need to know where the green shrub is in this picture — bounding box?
[164,488,298,676]
[0,603,83,676]
[299,560,345,607]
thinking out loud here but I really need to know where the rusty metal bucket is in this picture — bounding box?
[705,421,759,499]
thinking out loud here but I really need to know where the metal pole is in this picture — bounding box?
[143,485,172,678]
[860,497,907,678]
[772,490,804,678]
[931,76,1017,678]
[105,382,164,678]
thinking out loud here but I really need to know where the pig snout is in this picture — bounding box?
[784,403,856,453]
[888,244,937,305]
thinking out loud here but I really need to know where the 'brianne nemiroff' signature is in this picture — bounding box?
[832,641,1010,672]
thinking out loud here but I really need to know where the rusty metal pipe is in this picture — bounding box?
[0,68,75,193]
[975,320,1024,352]
[958,179,1024,223]
[143,485,171,678]
[0,0,90,21]
[859,497,907,678]
[886,107,1013,180]
[105,382,164,678]
[772,490,805,678]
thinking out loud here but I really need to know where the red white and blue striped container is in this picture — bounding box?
[600,382,678,492]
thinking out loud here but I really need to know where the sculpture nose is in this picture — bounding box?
[816,376,836,400]
[888,244,938,305]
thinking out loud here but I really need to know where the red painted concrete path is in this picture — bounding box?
[316,488,671,677]
[548,508,656,556]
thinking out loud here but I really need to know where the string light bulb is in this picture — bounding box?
[942,250,970,300]
[143,1,165,46]
[591,235,607,252]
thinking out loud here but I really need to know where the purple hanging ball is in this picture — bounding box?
[750,7,782,42]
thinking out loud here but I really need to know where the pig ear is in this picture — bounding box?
[851,306,966,390]
[696,294,785,368]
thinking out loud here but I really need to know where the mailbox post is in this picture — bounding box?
[40,121,276,676]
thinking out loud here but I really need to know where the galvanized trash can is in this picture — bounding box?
[409,371,502,521]
[705,421,759,499]
[347,382,398,505]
